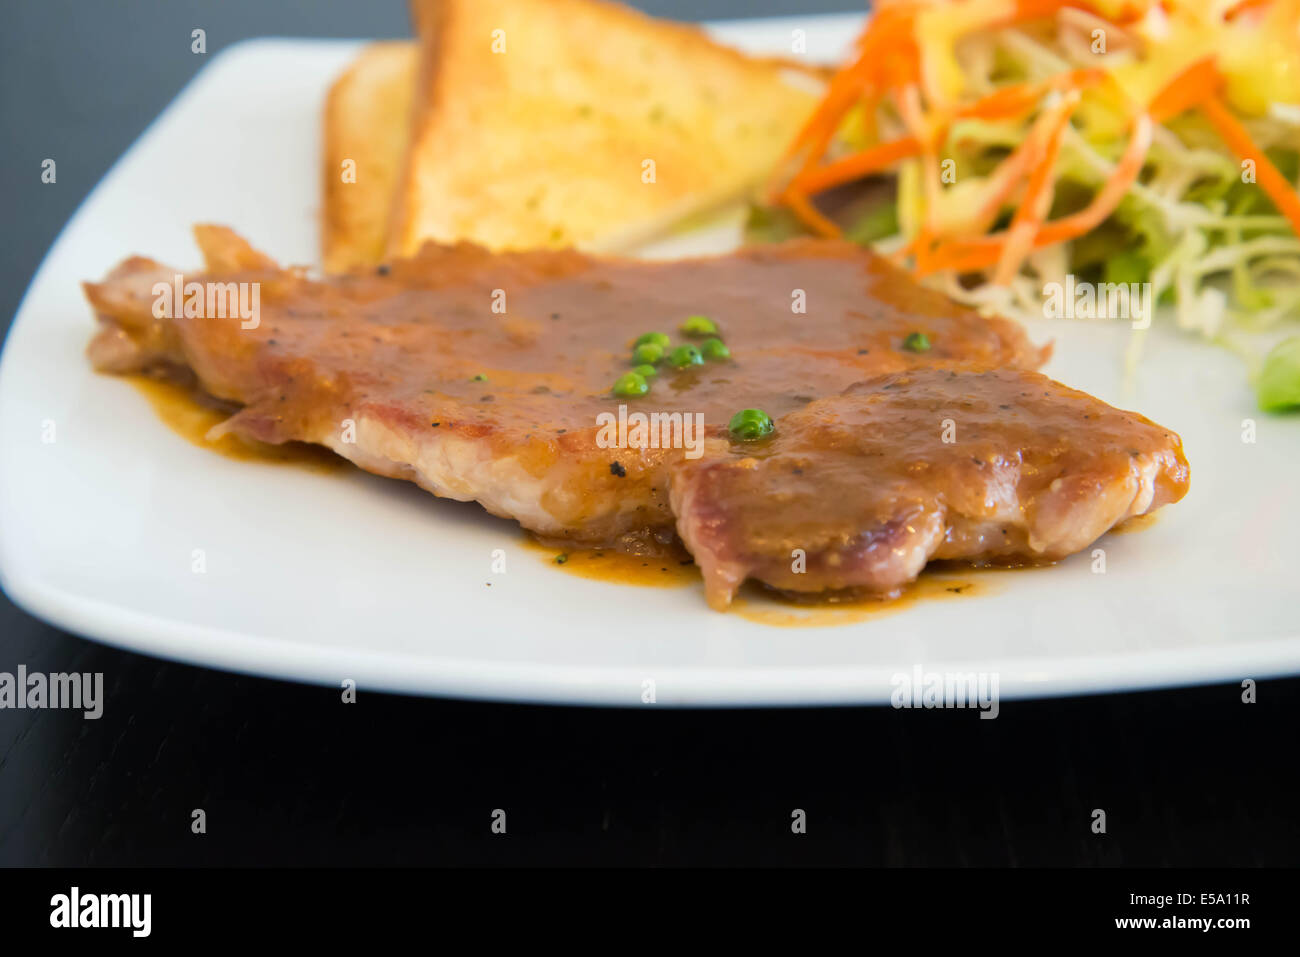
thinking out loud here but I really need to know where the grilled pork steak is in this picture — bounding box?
[85,226,1043,546]
[670,367,1190,608]
[84,227,1187,606]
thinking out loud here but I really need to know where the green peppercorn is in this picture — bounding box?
[668,344,704,368]
[632,342,664,365]
[635,331,671,349]
[728,408,774,441]
[612,371,649,397]
[701,337,730,360]
[681,315,718,337]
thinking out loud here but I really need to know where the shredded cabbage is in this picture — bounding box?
[755,0,1300,410]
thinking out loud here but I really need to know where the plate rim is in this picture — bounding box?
[6,560,1299,706]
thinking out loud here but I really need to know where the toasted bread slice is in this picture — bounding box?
[321,42,418,273]
[387,0,824,258]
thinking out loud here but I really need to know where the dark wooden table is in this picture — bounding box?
[3,593,1297,866]
[2,0,1297,868]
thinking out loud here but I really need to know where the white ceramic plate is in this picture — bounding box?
[3,16,1299,706]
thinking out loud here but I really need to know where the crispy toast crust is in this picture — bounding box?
[386,0,826,257]
[321,42,418,273]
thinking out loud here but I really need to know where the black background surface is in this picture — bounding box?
[1,0,1296,868]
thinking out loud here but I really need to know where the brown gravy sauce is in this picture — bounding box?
[525,537,1048,627]
[520,538,698,588]
[730,573,988,628]
[127,375,344,473]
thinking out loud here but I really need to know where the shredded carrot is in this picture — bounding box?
[1148,57,1221,123]
[791,136,921,196]
[916,113,1154,277]
[910,228,935,274]
[775,0,920,183]
[1202,95,1300,236]
[958,75,1107,237]
[1225,0,1275,19]
[770,0,1297,287]
[782,189,842,239]
[896,85,943,233]
[1150,58,1300,237]
[917,237,1006,276]
[780,60,873,169]
[954,70,1103,122]
[993,93,1079,285]
[970,144,1038,234]
[1037,112,1153,244]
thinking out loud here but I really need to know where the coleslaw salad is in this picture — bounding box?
[764,0,1300,410]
